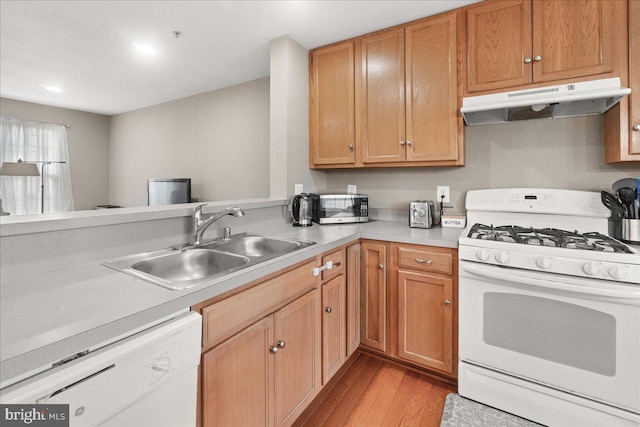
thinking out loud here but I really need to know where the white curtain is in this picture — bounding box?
[0,117,74,215]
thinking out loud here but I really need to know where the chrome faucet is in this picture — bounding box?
[193,204,245,246]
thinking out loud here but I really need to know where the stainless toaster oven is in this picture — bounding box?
[309,193,368,224]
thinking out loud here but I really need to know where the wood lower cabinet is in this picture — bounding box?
[346,243,361,357]
[605,0,640,163]
[360,240,458,379]
[202,290,321,427]
[321,275,346,384]
[466,0,622,94]
[360,241,387,352]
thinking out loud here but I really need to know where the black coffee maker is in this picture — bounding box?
[292,193,312,227]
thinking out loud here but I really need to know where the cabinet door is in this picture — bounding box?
[397,270,453,374]
[310,41,356,166]
[532,0,613,83]
[405,12,460,163]
[628,0,640,156]
[273,290,321,426]
[359,28,406,163]
[322,275,346,383]
[360,242,387,352]
[346,243,361,357]
[466,0,532,92]
[202,317,274,427]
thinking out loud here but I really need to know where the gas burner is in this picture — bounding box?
[467,224,634,253]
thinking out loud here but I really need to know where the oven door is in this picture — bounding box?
[459,260,640,413]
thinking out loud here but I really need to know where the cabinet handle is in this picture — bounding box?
[534,55,542,62]
[399,141,405,146]
[333,261,341,267]
[524,57,532,63]
[325,306,333,313]
[378,264,384,270]
[277,340,286,349]
[415,258,433,265]
[633,125,640,131]
[269,346,279,354]
[444,300,451,306]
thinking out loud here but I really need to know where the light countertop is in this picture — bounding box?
[0,220,462,388]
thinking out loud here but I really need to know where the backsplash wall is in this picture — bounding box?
[324,116,639,211]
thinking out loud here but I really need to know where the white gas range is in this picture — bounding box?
[458,188,640,427]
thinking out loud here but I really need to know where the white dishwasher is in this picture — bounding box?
[0,311,201,427]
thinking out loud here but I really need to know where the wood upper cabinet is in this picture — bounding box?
[467,0,619,93]
[605,0,640,163]
[309,41,356,166]
[346,243,361,357]
[360,28,406,164]
[360,241,387,352]
[359,12,462,165]
[201,289,321,427]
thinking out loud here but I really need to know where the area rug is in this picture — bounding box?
[440,393,545,427]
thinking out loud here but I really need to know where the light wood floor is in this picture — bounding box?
[296,353,457,427]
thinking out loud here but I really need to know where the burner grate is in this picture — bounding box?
[468,224,633,253]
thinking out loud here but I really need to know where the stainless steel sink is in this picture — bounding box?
[132,249,249,282]
[103,233,315,290]
[202,234,307,258]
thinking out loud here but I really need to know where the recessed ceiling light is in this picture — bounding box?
[134,43,156,55]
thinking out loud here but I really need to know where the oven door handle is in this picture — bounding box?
[462,263,640,300]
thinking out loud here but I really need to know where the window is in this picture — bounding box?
[0,117,74,215]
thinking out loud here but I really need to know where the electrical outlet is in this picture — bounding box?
[437,186,450,203]
[294,184,303,195]
[347,184,357,194]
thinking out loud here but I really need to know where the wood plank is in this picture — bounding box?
[381,370,420,426]
[360,365,407,426]
[398,375,435,426]
[419,379,456,427]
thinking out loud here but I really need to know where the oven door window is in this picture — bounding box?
[484,293,616,376]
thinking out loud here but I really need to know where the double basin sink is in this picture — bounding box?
[103,233,315,290]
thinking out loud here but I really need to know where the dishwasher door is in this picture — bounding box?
[0,311,202,427]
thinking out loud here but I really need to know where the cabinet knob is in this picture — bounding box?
[349,144,354,151]
[524,57,532,63]
[633,125,640,131]
[277,340,286,349]
[444,300,451,306]
[406,140,412,146]
[399,141,405,146]
[269,346,279,354]
[534,55,542,62]
[325,306,332,313]
[415,258,433,264]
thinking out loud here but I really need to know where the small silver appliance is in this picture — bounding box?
[409,200,435,228]
[309,193,368,224]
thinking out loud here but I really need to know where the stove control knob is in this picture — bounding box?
[582,262,600,276]
[476,249,490,261]
[495,251,510,264]
[535,256,552,270]
[608,266,627,280]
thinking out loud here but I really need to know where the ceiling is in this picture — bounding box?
[0,1,479,116]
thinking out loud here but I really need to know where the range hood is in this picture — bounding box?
[461,77,631,126]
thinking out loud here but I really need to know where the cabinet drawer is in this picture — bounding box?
[202,259,318,348]
[397,246,453,275]
[321,248,346,281]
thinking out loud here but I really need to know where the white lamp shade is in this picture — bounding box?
[0,160,40,177]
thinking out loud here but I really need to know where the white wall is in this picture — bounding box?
[0,97,110,210]
[109,78,270,207]
[322,116,640,211]
[270,36,326,199]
